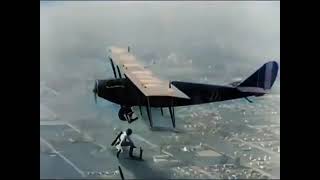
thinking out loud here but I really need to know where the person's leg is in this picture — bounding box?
[117,149,121,158]
[128,113,138,123]
[127,115,132,123]
[121,141,135,157]
[117,142,129,158]
[124,114,129,122]
[129,145,134,157]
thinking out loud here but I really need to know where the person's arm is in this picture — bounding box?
[116,133,125,151]
[119,134,126,144]
[111,132,123,146]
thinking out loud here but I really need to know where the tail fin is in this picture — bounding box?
[237,61,279,93]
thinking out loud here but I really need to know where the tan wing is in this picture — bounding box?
[108,46,190,99]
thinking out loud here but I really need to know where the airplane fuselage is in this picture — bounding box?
[95,78,263,107]
[93,59,278,128]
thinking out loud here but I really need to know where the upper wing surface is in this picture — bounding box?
[109,46,190,99]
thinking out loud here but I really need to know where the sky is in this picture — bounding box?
[41,1,279,77]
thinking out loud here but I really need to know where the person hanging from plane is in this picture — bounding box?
[111,128,142,159]
[118,106,138,124]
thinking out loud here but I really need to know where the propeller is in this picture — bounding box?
[93,80,98,104]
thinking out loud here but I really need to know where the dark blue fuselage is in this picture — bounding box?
[95,78,261,107]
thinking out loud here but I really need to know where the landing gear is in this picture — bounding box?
[160,106,176,128]
[146,97,153,128]
[169,106,176,128]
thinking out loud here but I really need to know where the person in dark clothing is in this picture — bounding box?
[118,106,138,123]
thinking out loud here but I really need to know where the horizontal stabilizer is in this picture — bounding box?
[237,87,269,94]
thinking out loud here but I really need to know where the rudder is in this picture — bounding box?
[238,61,279,90]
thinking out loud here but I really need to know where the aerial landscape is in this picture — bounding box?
[40,1,280,179]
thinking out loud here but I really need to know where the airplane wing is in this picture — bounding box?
[108,46,190,99]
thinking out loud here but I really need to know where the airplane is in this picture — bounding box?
[93,46,279,129]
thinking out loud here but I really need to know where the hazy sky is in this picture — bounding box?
[41,1,279,79]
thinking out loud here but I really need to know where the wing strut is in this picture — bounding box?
[146,97,153,128]
[169,106,175,128]
[109,57,117,78]
[116,66,122,78]
[168,97,176,128]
